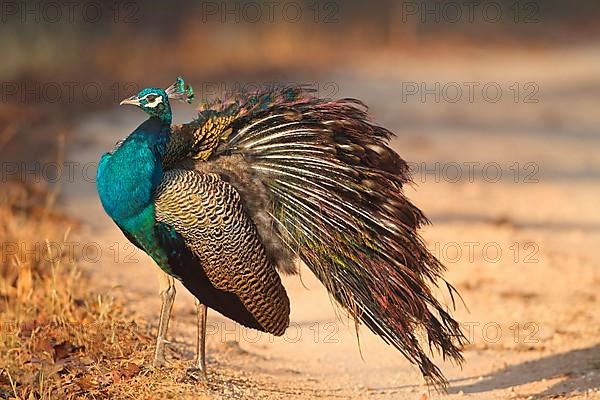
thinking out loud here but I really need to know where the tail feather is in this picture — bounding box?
[193,86,465,389]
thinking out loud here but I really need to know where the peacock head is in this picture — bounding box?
[119,77,194,122]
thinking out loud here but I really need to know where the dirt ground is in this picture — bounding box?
[60,48,600,399]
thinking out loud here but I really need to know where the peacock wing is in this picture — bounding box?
[153,168,290,335]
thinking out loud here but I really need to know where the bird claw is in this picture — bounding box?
[152,356,168,368]
[186,367,207,381]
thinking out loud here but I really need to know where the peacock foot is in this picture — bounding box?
[152,355,168,368]
[152,342,169,368]
[185,367,207,381]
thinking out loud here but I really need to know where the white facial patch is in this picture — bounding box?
[143,94,163,108]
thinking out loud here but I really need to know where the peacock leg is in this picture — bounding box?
[153,270,176,367]
[188,299,208,379]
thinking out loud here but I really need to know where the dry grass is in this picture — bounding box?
[0,181,213,399]
[0,181,320,400]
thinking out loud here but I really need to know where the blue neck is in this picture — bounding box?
[157,107,172,125]
[96,116,170,228]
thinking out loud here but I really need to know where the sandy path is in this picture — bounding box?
[61,49,600,399]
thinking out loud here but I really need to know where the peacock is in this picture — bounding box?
[96,77,465,389]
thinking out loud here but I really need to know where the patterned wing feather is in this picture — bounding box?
[154,169,290,336]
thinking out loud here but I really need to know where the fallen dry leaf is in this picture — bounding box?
[19,320,36,337]
[75,375,95,391]
[53,341,79,362]
[122,362,140,379]
[34,337,54,354]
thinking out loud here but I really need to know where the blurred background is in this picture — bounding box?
[2,0,600,161]
[1,1,599,399]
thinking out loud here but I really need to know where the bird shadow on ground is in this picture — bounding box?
[448,344,600,397]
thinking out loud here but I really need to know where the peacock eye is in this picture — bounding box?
[147,95,156,102]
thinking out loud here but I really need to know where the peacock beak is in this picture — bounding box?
[119,95,141,106]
